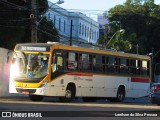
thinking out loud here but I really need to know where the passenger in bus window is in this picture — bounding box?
[78,55,82,70]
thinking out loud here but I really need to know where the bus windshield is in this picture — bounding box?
[10,52,49,79]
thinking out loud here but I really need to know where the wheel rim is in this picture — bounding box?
[118,92,124,101]
[65,90,72,99]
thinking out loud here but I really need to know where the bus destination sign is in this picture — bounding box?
[16,46,50,52]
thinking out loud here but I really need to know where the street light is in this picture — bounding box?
[106,29,125,49]
[56,0,64,4]
[31,0,64,43]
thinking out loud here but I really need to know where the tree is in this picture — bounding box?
[108,0,160,55]
[107,31,132,51]
[0,0,59,49]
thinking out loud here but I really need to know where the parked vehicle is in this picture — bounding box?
[150,83,160,105]
[151,83,160,92]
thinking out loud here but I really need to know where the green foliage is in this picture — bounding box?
[108,0,160,55]
[0,0,59,49]
[107,32,132,52]
[97,35,105,45]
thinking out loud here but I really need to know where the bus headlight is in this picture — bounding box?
[10,63,20,79]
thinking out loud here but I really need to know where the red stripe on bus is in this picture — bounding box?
[131,78,150,83]
[68,73,93,77]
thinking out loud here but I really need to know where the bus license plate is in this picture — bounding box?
[22,91,29,94]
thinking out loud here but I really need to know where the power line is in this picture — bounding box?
[0,24,27,29]
[37,28,59,39]
[0,0,30,11]
[0,18,31,22]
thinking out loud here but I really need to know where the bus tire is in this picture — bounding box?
[29,95,43,101]
[59,84,75,102]
[115,86,125,102]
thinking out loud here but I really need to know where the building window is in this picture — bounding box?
[64,20,66,32]
[94,31,96,40]
[59,18,61,31]
[87,27,89,37]
[82,24,84,36]
[79,23,81,34]
[90,29,92,39]
[54,16,56,26]
[85,26,87,37]
[92,30,94,40]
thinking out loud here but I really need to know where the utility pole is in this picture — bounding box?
[31,0,37,43]
[70,20,73,46]
[104,24,108,48]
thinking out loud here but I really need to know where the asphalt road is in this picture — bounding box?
[0,96,160,120]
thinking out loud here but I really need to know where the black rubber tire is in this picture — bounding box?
[115,87,125,102]
[29,95,43,101]
[59,85,75,102]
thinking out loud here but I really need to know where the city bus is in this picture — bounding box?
[9,42,151,102]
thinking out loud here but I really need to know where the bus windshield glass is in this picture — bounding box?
[10,52,49,79]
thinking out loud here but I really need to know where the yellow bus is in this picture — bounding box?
[9,42,151,102]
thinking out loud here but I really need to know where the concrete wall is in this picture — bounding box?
[0,48,12,97]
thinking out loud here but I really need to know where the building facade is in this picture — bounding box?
[47,2,99,44]
[97,14,109,36]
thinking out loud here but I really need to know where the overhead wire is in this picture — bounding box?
[0,0,101,41]
[0,0,30,11]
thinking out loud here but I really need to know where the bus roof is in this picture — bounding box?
[15,42,150,60]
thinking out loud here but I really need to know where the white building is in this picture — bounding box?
[47,2,99,44]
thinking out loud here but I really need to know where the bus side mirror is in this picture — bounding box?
[6,50,12,63]
[6,56,9,63]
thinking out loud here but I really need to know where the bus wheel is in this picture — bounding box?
[115,87,125,102]
[29,95,43,101]
[59,85,75,102]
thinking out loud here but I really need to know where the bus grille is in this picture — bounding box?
[16,88,36,94]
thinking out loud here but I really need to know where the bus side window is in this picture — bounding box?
[120,58,127,74]
[115,57,120,73]
[147,61,150,76]
[95,55,103,72]
[78,53,82,70]
[89,54,93,71]
[52,53,56,72]
[93,55,96,71]
[81,53,89,71]
[142,60,147,76]
[105,56,108,73]
[138,60,142,75]
[52,52,63,72]
[107,56,115,73]
[68,52,77,70]
[102,56,106,72]
[130,59,134,75]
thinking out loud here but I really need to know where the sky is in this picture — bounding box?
[49,0,160,20]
